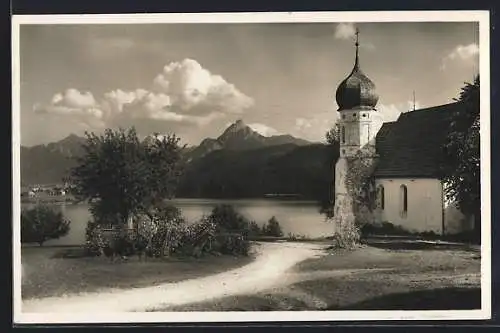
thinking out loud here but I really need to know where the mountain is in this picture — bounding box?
[177,142,338,200]
[186,120,312,160]
[19,122,327,199]
[20,134,86,185]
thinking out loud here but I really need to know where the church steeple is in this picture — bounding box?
[335,28,379,111]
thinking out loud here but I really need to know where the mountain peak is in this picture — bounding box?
[227,119,247,132]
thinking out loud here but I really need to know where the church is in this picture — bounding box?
[333,30,474,235]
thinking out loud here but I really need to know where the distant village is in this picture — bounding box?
[20,183,75,203]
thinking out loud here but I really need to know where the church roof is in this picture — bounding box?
[374,102,462,178]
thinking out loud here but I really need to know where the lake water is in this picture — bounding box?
[22,199,335,246]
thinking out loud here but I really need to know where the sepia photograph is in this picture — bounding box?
[12,11,491,323]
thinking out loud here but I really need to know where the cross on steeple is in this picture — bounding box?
[354,27,360,70]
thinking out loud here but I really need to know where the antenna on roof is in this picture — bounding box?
[412,90,416,111]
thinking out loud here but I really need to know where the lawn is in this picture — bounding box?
[151,239,481,311]
[21,246,253,300]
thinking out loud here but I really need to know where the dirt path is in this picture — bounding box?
[22,242,326,313]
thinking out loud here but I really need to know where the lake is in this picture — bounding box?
[22,198,335,246]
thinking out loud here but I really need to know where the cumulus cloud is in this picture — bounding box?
[335,23,356,40]
[248,123,280,137]
[153,59,253,114]
[34,59,254,132]
[441,43,479,70]
[34,88,105,127]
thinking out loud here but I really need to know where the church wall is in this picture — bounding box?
[375,178,443,234]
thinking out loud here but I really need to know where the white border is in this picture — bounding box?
[12,10,491,324]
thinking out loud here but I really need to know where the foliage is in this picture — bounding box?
[84,220,105,256]
[261,216,284,237]
[70,128,185,228]
[361,221,410,237]
[325,123,341,146]
[247,221,263,238]
[21,204,71,246]
[332,215,361,250]
[344,150,378,219]
[84,204,252,258]
[207,204,251,234]
[319,127,340,218]
[441,76,480,238]
[328,150,377,249]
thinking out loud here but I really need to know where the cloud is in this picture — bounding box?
[293,112,337,142]
[153,59,253,114]
[378,100,421,122]
[441,43,479,70]
[335,23,356,40]
[248,123,280,137]
[34,88,105,127]
[34,59,254,132]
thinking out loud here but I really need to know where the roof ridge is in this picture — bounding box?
[402,101,460,115]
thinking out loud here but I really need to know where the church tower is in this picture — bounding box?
[333,28,383,219]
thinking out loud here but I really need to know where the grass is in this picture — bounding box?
[150,239,481,311]
[21,246,253,300]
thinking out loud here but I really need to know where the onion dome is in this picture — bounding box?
[335,29,379,111]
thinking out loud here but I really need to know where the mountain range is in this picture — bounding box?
[20,120,338,201]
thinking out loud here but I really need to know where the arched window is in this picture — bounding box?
[341,126,346,144]
[378,185,385,210]
[400,184,408,218]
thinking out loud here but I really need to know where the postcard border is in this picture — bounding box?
[11,10,492,324]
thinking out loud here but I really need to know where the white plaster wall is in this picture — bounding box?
[375,178,443,234]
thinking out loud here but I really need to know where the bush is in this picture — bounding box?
[85,204,253,258]
[208,204,250,233]
[214,233,250,256]
[145,204,187,257]
[261,216,284,237]
[21,204,71,246]
[246,221,262,238]
[84,220,105,256]
[360,221,410,237]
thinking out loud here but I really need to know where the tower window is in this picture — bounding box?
[362,113,367,118]
[341,126,346,144]
[353,113,357,118]
[400,184,408,218]
[342,114,346,119]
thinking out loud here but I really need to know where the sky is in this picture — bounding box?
[18,21,479,146]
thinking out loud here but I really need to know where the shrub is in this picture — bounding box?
[262,216,284,237]
[21,204,71,246]
[360,221,409,237]
[214,233,250,256]
[84,220,105,256]
[145,204,187,257]
[208,204,250,233]
[246,221,262,238]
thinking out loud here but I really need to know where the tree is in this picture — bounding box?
[441,76,480,238]
[262,216,284,237]
[21,204,70,246]
[319,124,340,218]
[70,127,185,229]
[325,123,341,145]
